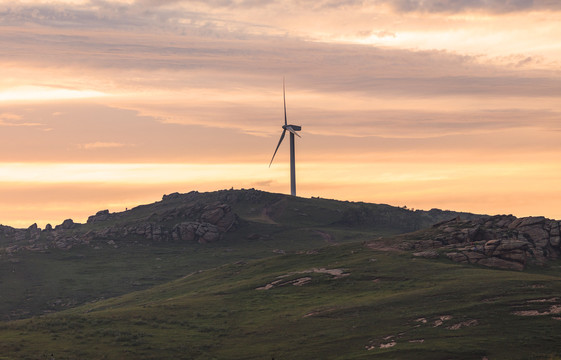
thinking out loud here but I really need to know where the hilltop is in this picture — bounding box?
[0,189,483,320]
[1,188,482,253]
[2,189,561,359]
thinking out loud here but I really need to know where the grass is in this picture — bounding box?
[2,242,561,359]
[0,189,558,359]
[1,190,435,322]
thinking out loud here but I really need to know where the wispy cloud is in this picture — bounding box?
[381,0,561,13]
[79,142,128,150]
[0,112,42,127]
[0,85,106,102]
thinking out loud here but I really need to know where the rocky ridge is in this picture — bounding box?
[407,215,561,270]
[3,188,561,272]
[1,195,238,254]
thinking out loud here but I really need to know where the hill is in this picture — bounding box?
[2,189,561,359]
[3,240,561,359]
[0,189,482,320]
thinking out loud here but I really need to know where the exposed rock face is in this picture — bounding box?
[195,223,221,243]
[200,204,236,232]
[414,215,561,270]
[26,223,41,242]
[87,210,110,223]
[172,222,199,242]
[1,201,238,254]
[56,219,76,230]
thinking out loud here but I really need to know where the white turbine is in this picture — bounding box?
[269,79,302,196]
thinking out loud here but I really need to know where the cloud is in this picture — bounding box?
[1,0,560,161]
[2,19,560,101]
[0,113,22,121]
[382,0,561,13]
[130,0,561,13]
[79,142,128,150]
[251,179,275,187]
[0,1,273,34]
[0,113,43,127]
[135,0,277,8]
[0,85,106,102]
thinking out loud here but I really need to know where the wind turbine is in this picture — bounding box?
[269,79,301,196]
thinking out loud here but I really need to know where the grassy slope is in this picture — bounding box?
[3,190,556,359]
[1,190,475,321]
[2,242,561,360]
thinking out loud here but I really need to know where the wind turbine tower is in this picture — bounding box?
[269,79,301,196]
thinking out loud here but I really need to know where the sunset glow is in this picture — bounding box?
[0,86,106,102]
[1,0,561,227]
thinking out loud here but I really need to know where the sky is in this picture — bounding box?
[1,0,561,228]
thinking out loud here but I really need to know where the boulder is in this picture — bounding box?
[517,216,546,228]
[27,223,41,242]
[162,192,181,201]
[495,239,529,253]
[495,216,515,228]
[0,225,16,237]
[522,227,550,248]
[172,222,199,242]
[200,204,237,232]
[14,230,26,242]
[87,210,110,223]
[508,218,524,229]
[550,222,561,237]
[152,225,164,241]
[463,251,487,263]
[446,252,468,263]
[56,219,76,230]
[466,226,482,241]
[196,223,221,243]
[498,250,527,263]
[484,240,501,256]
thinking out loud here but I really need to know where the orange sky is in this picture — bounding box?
[1,0,561,228]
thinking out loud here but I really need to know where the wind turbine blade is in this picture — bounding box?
[283,78,287,126]
[286,126,301,138]
[269,129,286,167]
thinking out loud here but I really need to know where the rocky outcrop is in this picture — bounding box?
[83,202,236,244]
[55,219,76,230]
[200,204,236,232]
[411,215,561,270]
[87,210,111,223]
[1,201,238,254]
[26,223,41,242]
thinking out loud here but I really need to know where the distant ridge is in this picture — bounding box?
[3,188,559,272]
[1,188,484,253]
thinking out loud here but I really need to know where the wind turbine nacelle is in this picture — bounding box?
[283,125,301,131]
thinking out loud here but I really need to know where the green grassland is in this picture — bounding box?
[0,190,479,321]
[1,190,560,359]
[2,243,561,359]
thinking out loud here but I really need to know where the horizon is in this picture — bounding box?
[0,186,544,230]
[1,1,561,227]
